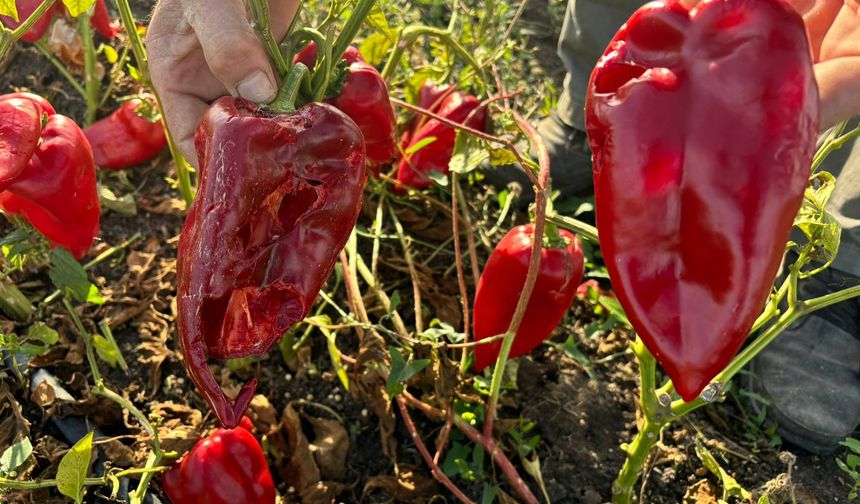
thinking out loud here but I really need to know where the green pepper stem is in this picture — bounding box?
[113,0,196,206]
[0,277,34,320]
[249,0,288,77]
[545,213,599,242]
[0,0,57,62]
[330,0,378,65]
[269,63,309,113]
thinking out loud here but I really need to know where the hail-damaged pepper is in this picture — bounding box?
[178,97,366,428]
[0,93,100,259]
[585,0,818,401]
[472,224,584,372]
[294,43,396,172]
[162,417,276,504]
[0,0,117,42]
[396,90,487,190]
[84,98,167,169]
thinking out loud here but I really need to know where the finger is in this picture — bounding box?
[180,0,277,103]
[815,57,860,129]
[269,0,302,40]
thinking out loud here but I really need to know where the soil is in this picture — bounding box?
[0,1,856,503]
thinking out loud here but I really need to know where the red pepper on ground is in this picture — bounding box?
[0,0,117,42]
[395,90,487,190]
[585,0,818,400]
[0,93,100,259]
[294,43,397,173]
[161,417,276,504]
[84,98,167,169]
[177,97,366,428]
[472,224,584,372]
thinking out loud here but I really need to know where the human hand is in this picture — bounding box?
[146,0,300,166]
[788,0,860,129]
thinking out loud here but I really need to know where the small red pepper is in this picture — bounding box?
[472,224,584,372]
[178,97,366,428]
[161,417,276,504]
[84,98,167,169]
[294,43,397,173]
[0,93,100,259]
[0,0,117,42]
[585,0,818,400]
[395,90,487,190]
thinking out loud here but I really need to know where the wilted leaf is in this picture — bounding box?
[282,404,321,490]
[304,413,349,481]
[449,132,490,175]
[0,437,32,474]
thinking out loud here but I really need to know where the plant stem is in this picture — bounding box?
[0,0,57,62]
[34,41,87,98]
[0,277,34,320]
[612,416,662,504]
[381,25,486,87]
[249,0,288,76]
[545,213,599,242]
[269,63,309,113]
[0,468,167,491]
[80,12,100,125]
[330,0,377,64]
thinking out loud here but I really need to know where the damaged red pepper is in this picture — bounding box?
[294,43,397,173]
[473,224,584,372]
[84,98,167,169]
[177,96,366,428]
[162,416,276,504]
[585,0,818,400]
[396,90,487,190]
[0,0,117,42]
[0,93,100,259]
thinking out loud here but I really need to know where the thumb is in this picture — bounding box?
[181,0,278,103]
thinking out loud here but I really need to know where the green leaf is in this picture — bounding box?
[56,431,94,504]
[427,170,449,187]
[101,44,118,64]
[359,32,393,67]
[61,0,96,18]
[0,438,33,474]
[92,334,120,368]
[386,347,430,397]
[481,484,499,504]
[841,438,860,453]
[28,322,58,346]
[0,0,18,22]
[597,296,630,328]
[405,136,437,155]
[489,148,518,166]
[694,439,751,501]
[449,132,490,175]
[795,171,841,264]
[321,325,350,391]
[127,64,142,82]
[48,248,104,305]
[363,2,395,41]
[99,185,137,216]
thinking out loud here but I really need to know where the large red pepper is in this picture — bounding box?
[585,0,818,400]
[0,0,117,42]
[294,43,397,172]
[177,97,366,428]
[472,224,584,372]
[162,417,276,504]
[0,93,100,259]
[84,98,167,169]
[395,90,487,190]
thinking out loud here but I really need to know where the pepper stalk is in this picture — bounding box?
[0,0,57,62]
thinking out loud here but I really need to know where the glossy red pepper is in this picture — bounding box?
[0,93,100,259]
[84,98,167,169]
[395,90,487,190]
[162,417,276,504]
[0,0,117,42]
[585,0,818,400]
[294,43,397,172]
[178,97,366,428]
[472,224,584,372]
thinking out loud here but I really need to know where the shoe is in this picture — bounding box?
[483,111,594,203]
[748,262,860,454]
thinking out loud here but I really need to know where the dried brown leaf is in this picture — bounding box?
[362,469,439,503]
[282,403,321,491]
[303,413,348,481]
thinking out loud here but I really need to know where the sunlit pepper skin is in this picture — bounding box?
[294,43,397,173]
[585,0,818,400]
[472,224,584,372]
[84,98,167,169]
[395,91,487,190]
[161,417,276,504]
[0,93,99,259]
[177,97,366,428]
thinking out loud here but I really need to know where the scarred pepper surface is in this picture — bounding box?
[0,93,100,259]
[396,90,487,190]
[84,98,167,169]
[162,417,276,504]
[178,97,366,428]
[585,0,818,400]
[472,224,584,372]
[0,0,117,42]
[294,43,397,172]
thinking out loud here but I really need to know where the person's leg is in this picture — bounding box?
[751,122,860,454]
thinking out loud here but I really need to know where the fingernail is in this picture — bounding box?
[236,71,276,103]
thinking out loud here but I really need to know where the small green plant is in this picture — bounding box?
[836,437,860,500]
